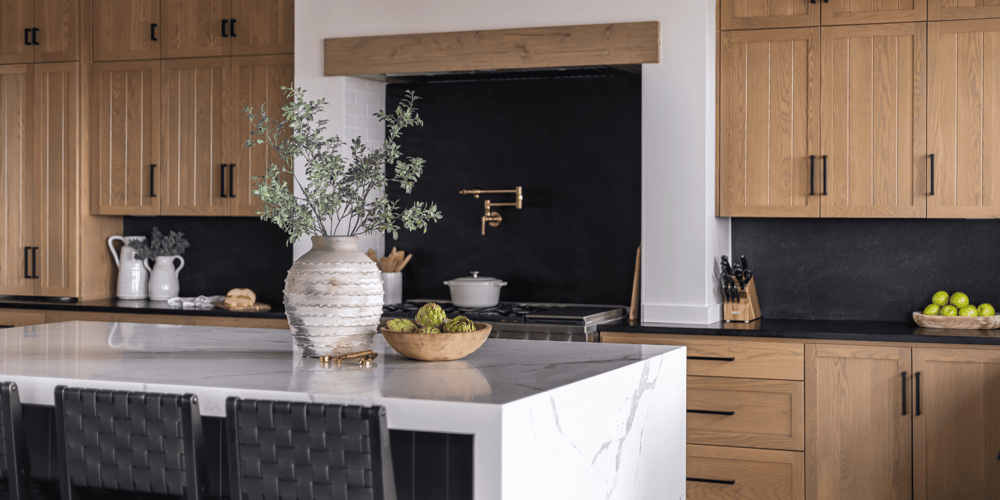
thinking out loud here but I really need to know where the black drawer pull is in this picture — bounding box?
[810,155,816,195]
[929,154,935,195]
[822,155,828,195]
[222,19,229,37]
[23,28,30,46]
[32,28,38,46]
[221,164,228,197]
[23,247,29,279]
[915,371,922,416]
[151,23,158,41]
[687,478,736,485]
[150,164,156,197]
[688,409,736,416]
[688,356,736,362]
[230,18,236,37]
[229,164,235,198]
[0,325,14,329]
[902,371,907,416]
[31,247,38,279]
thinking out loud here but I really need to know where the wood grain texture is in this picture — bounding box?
[820,23,926,218]
[381,324,492,361]
[34,0,79,63]
[688,376,805,451]
[912,347,1000,500]
[323,22,659,76]
[822,0,928,25]
[230,54,292,216]
[687,444,804,500]
[806,344,912,500]
[93,0,160,61]
[33,62,79,297]
[0,0,34,64]
[93,61,160,215]
[161,57,231,216]
[44,311,117,323]
[928,19,1000,217]
[0,310,46,327]
[0,65,34,296]
[929,0,1000,20]
[118,313,196,325]
[161,0,231,59]
[640,337,804,380]
[720,28,820,217]
[722,0,820,30]
[231,0,293,56]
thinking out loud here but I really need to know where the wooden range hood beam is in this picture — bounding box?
[324,22,659,77]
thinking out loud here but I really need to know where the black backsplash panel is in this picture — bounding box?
[732,218,1000,322]
[384,75,641,305]
[122,217,291,308]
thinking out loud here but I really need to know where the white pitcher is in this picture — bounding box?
[145,255,185,301]
[107,236,149,300]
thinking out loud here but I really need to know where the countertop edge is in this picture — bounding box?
[0,300,287,320]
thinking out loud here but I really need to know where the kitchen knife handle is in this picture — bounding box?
[688,409,736,416]
[222,19,229,37]
[220,164,228,198]
[915,371,922,416]
[687,478,736,485]
[902,371,907,416]
[31,247,38,279]
[810,155,816,195]
[929,154,935,195]
[150,164,156,197]
[822,155,828,195]
[688,356,736,362]
[23,247,29,279]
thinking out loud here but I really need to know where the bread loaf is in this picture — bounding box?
[225,288,256,308]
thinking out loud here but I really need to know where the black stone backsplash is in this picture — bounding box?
[732,218,1000,322]
[122,217,291,308]
[384,74,642,305]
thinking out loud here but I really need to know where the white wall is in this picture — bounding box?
[295,0,730,324]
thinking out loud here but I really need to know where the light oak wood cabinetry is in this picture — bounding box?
[929,0,1000,20]
[688,376,804,450]
[93,0,160,62]
[161,0,293,59]
[822,0,927,25]
[0,0,80,64]
[0,65,35,296]
[688,444,804,500]
[230,0,294,56]
[721,0,821,30]
[0,0,35,64]
[927,19,1000,217]
[0,310,45,328]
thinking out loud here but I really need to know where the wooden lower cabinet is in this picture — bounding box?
[687,444,804,500]
[688,376,804,451]
[0,310,46,328]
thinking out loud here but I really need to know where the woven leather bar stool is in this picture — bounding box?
[0,382,34,500]
[53,386,208,500]
[226,397,396,500]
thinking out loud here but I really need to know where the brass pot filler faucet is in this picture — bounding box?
[459,187,523,235]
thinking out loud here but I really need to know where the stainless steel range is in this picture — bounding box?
[381,300,626,342]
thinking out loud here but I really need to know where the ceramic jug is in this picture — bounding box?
[107,236,149,300]
[145,255,185,301]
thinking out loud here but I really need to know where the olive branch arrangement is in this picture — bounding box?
[127,227,191,260]
[243,87,441,244]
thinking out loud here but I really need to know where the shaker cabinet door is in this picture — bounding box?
[161,0,232,59]
[93,0,161,61]
[92,61,160,216]
[0,0,34,64]
[822,0,927,25]
[0,65,34,296]
[33,0,79,63]
[720,28,821,217]
[230,0,294,55]
[721,0,820,30]
[929,0,1000,21]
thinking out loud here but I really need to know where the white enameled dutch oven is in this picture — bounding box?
[443,272,507,308]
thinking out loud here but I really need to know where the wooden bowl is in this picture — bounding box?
[913,312,1000,330]
[380,323,492,361]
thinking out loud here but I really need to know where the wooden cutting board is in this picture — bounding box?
[212,302,272,313]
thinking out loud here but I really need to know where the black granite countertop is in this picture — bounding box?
[598,318,1000,346]
[0,297,286,320]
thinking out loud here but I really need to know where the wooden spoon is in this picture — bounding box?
[397,254,413,272]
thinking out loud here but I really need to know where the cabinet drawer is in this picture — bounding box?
[0,310,47,328]
[678,339,804,380]
[687,444,804,500]
[688,376,804,450]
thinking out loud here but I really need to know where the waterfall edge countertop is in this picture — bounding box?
[0,321,686,500]
[0,297,286,319]
[599,317,1000,345]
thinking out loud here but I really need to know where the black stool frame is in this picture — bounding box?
[0,382,30,500]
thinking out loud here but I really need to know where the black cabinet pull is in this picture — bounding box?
[221,164,228,197]
[915,371,922,416]
[688,409,736,416]
[929,154,935,195]
[150,164,157,198]
[229,164,235,198]
[0,326,13,329]
[811,0,816,3]
[23,247,29,279]
[23,29,30,46]
[230,19,237,37]
[32,28,38,46]
[810,155,816,195]
[151,23,158,41]
[688,356,736,362]
[687,478,736,485]
[822,155,828,195]
[31,247,38,279]
[222,19,229,37]
[902,371,907,416]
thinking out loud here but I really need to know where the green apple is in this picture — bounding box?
[940,305,959,316]
[979,303,996,316]
[923,304,940,315]
[951,292,970,309]
[959,305,979,317]
[932,291,950,306]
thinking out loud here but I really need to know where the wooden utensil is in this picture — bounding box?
[397,254,413,272]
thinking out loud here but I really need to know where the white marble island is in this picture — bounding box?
[0,321,686,500]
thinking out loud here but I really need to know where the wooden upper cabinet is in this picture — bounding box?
[92,61,160,216]
[912,348,1000,500]
[722,0,820,30]
[927,20,1000,217]
[929,0,1000,20]
[93,0,161,61]
[820,23,926,217]
[33,63,78,297]
[231,0,294,55]
[161,58,231,216]
[34,0,79,63]
[161,0,232,59]
[806,344,912,500]
[0,65,34,296]
[230,55,292,217]
[720,28,821,217]
[822,0,927,25]
[0,0,34,64]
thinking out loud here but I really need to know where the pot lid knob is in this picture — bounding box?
[471,271,479,279]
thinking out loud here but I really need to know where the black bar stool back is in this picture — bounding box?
[226,397,396,500]
[0,382,31,500]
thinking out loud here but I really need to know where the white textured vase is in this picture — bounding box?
[284,236,384,357]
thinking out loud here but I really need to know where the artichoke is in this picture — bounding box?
[415,325,441,334]
[443,316,476,333]
[415,303,447,328]
[385,318,417,332]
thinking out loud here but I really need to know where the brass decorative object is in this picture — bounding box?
[320,349,378,367]
[459,187,523,235]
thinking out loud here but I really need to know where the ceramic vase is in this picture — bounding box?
[284,236,384,357]
[145,255,185,301]
[107,236,150,300]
